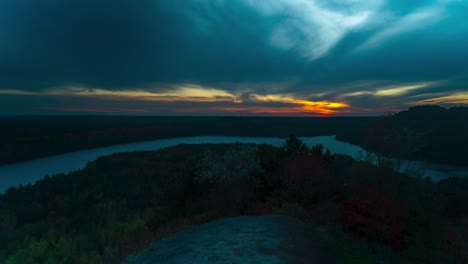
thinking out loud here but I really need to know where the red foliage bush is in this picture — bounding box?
[341,185,410,249]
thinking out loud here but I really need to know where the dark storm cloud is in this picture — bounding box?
[0,0,303,90]
[0,0,467,114]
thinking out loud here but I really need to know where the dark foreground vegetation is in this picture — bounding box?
[1,136,467,263]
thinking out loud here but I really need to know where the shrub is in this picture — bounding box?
[193,145,264,214]
[437,177,468,220]
[255,144,286,192]
[193,145,263,186]
[284,154,333,205]
[341,185,410,250]
[280,134,309,157]
[441,221,468,263]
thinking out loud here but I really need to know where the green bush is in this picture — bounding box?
[192,145,264,214]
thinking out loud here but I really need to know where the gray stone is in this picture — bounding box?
[124,215,341,264]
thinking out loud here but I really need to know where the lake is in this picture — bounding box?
[0,136,466,193]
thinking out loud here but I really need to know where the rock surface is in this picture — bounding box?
[124,215,341,264]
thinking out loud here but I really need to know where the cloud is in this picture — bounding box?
[0,84,240,103]
[357,7,444,50]
[243,0,381,60]
[410,91,468,105]
[249,93,349,114]
[340,82,438,97]
[373,83,433,96]
[0,0,467,115]
[0,84,350,115]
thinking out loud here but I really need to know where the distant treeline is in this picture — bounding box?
[336,105,468,166]
[0,115,376,165]
[1,105,466,166]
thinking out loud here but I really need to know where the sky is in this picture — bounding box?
[0,0,467,116]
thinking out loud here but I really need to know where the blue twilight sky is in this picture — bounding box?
[0,0,467,116]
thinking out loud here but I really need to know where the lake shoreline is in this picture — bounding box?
[1,136,468,193]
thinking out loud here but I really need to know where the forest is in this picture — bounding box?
[336,105,468,166]
[1,105,466,167]
[0,115,375,165]
[0,136,467,263]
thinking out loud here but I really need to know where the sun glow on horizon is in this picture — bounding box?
[1,85,351,116]
[250,94,349,115]
[4,82,465,116]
